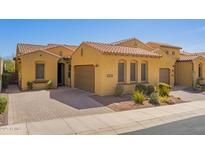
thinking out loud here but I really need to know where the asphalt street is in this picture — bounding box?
[122,115,205,135]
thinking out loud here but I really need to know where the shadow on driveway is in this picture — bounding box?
[49,87,105,109]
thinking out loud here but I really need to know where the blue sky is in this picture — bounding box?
[1,19,205,58]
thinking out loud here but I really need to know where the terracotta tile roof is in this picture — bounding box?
[84,42,161,58]
[17,43,78,57]
[147,42,182,49]
[177,55,199,62]
[17,43,47,56]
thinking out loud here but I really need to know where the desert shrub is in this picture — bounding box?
[146,84,155,95]
[46,80,53,89]
[2,73,12,89]
[132,91,145,104]
[149,92,159,105]
[114,85,124,96]
[0,96,7,114]
[135,83,147,94]
[159,96,170,104]
[27,81,33,90]
[158,83,171,96]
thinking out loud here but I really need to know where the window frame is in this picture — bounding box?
[141,62,148,82]
[35,63,45,80]
[118,62,125,83]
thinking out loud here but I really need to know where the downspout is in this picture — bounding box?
[192,61,195,87]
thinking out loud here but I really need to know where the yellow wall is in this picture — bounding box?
[116,39,153,51]
[175,61,193,86]
[154,47,180,86]
[47,46,73,57]
[19,50,59,90]
[71,44,103,95]
[72,43,160,96]
[192,57,205,85]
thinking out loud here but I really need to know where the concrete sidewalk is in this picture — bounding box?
[1,100,205,135]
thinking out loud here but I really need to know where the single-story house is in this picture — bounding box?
[0,59,3,92]
[16,43,78,90]
[15,38,205,96]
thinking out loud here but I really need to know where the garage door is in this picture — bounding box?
[74,65,95,92]
[160,68,170,84]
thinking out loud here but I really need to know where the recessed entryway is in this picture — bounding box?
[58,63,65,86]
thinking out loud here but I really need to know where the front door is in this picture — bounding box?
[58,63,65,86]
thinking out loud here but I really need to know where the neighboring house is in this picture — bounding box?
[15,43,78,90]
[0,59,3,92]
[15,37,205,96]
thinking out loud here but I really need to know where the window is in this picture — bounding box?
[141,63,147,82]
[198,63,203,79]
[118,63,125,82]
[165,50,168,54]
[130,63,136,81]
[36,63,44,80]
[68,64,71,78]
[172,51,175,55]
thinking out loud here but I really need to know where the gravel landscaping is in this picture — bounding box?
[91,94,184,112]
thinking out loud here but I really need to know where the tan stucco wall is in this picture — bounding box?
[116,39,153,51]
[175,61,193,86]
[47,46,73,57]
[71,43,160,96]
[19,50,59,90]
[71,44,103,95]
[192,56,205,85]
[152,47,180,86]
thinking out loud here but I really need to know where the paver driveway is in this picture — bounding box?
[8,85,113,124]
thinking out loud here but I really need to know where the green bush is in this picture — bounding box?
[146,84,155,95]
[114,85,124,96]
[0,96,7,114]
[27,81,33,90]
[149,92,159,105]
[47,80,53,89]
[135,83,147,94]
[158,83,171,96]
[3,60,15,73]
[132,91,145,104]
[2,73,12,89]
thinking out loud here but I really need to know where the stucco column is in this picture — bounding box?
[138,60,141,83]
[126,61,130,83]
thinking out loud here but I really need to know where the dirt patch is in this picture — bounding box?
[91,94,185,112]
